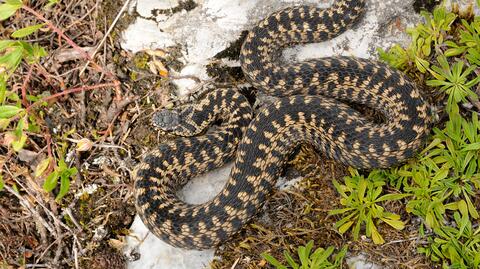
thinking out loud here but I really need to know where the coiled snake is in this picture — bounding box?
[134,0,430,249]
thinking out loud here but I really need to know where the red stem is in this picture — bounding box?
[20,5,119,83]
[20,65,34,107]
[11,81,120,122]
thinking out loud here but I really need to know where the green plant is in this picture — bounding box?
[418,212,480,268]
[415,7,457,47]
[261,241,347,269]
[385,110,480,232]
[423,111,480,214]
[0,0,97,202]
[329,168,410,244]
[375,4,480,267]
[41,158,78,202]
[0,0,50,149]
[446,17,480,65]
[378,6,456,73]
[426,55,480,112]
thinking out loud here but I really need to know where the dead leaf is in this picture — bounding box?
[54,46,95,63]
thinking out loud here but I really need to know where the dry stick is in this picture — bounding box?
[2,184,55,234]
[79,0,132,76]
[45,133,55,173]
[10,167,78,236]
[21,5,118,83]
[11,81,120,122]
[21,65,34,107]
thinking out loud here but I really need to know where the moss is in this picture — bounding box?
[132,52,150,69]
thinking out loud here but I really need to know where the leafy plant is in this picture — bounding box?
[426,55,480,112]
[446,17,480,65]
[329,168,410,244]
[384,109,480,231]
[422,111,480,215]
[0,2,48,150]
[0,0,22,21]
[378,6,456,73]
[261,241,347,269]
[414,7,457,47]
[0,0,78,202]
[42,158,78,202]
[418,212,480,268]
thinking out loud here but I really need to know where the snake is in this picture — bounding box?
[133,0,430,250]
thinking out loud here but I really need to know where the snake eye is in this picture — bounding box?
[152,109,181,131]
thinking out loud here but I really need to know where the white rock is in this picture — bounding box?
[125,216,215,269]
[121,18,175,52]
[347,253,382,269]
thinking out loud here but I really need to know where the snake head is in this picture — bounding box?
[151,106,199,136]
[152,109,181,131]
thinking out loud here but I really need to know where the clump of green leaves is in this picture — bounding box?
[41,158,78,202]
[0,1,48,149]
[379,4,480,113]
[371,3,480,267]
[0,0,76,202]
[426,55,480,112]
[393,108,480,230]
[378,6,456,73]
[418,212,480,268]
[329,168,409,244]
[446,17,480,65]
[261,241,347,269]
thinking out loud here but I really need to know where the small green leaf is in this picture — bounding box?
[35,158,51,178]
[0,76,6,104]
[12,132,27,151]
[0,174,4,191]
[376,193,411,202]
[0,105,23,118]
[338,220,354,234]
[43,171,58,192]
[261,253,288,269]
[0,46,23,73]
[415,57,430,73]
[283,251,299,268]
[11,23,46,38]
[0,0,23,21]
[444,47,466,57]
[382,217,405,230]
[55,172,71,202]
[370,225,385,244]
[462,142,480,151]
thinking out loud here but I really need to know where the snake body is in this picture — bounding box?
[134,0,430,249]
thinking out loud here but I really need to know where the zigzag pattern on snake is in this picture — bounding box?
[133,0,430,249]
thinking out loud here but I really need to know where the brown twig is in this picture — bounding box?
[21,65,34,107]
[11,81,120,122]
[37,82,120,107]
[45,132,56,173]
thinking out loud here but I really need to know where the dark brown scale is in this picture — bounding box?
[134,0,430,249]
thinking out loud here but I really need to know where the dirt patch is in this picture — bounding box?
[413,0,442,13]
